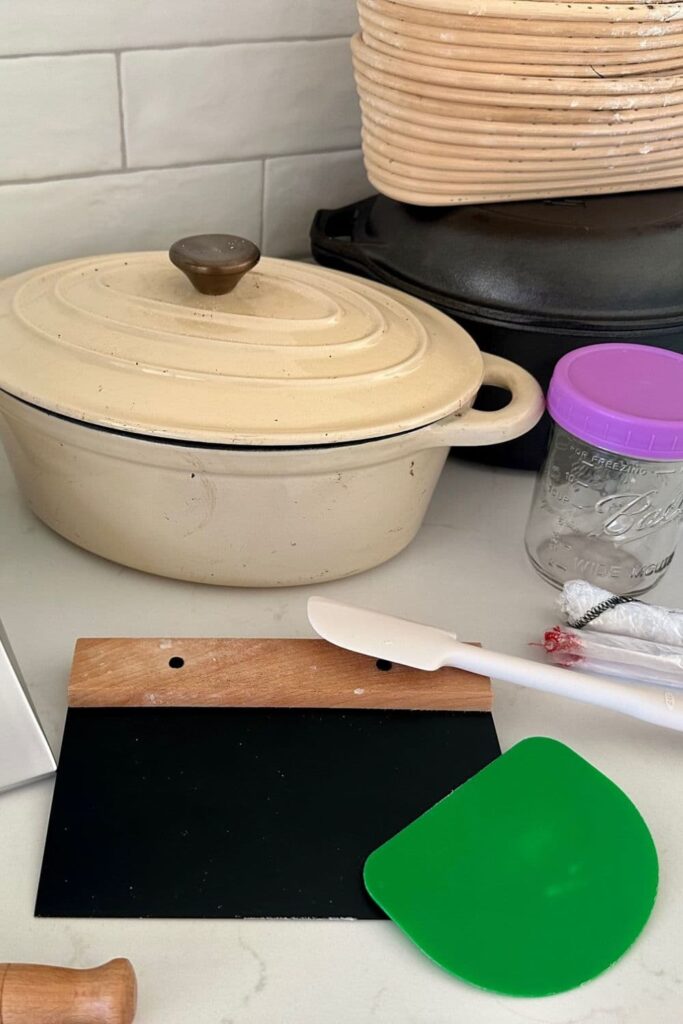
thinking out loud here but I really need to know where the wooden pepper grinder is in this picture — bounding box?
[0,958,136,1024]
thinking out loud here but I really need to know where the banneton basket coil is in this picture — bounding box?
[353,0,683,204]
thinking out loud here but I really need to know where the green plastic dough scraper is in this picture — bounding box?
[363,737,658,996]
[307,599,659,996]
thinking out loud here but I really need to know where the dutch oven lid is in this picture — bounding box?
[310,189,683,333]
[0,234,483,446]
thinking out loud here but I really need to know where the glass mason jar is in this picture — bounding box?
[525,344,683,596]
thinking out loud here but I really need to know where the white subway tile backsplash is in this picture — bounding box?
[0,55,120,182]
[1,2,365,278]
[122,40,360,169]
[0,161,262,278]
[0,1,358,56]
[264,149,369,258]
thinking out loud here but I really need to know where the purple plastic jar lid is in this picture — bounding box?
[548,344,683,461]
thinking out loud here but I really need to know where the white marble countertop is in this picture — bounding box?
[1,446,682,1024]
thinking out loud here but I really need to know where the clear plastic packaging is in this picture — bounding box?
[540,581,683,689]
[544,624,683,687]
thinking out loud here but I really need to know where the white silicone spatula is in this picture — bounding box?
[307,597,683,733]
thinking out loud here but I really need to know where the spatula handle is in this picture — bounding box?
[444,640,683,732]
[0,958,136,1024]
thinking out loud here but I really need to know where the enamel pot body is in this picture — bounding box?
[0,354,542,587]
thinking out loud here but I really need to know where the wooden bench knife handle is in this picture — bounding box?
[0,958,136,1024]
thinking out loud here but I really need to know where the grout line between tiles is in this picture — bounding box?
[259,160,267,251]
[114,52,128,169]
[0,35,355,61]
[0,147,363,189]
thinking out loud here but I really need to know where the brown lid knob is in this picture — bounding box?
[169,234,260,295]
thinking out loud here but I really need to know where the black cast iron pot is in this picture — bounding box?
[311,190,683,470]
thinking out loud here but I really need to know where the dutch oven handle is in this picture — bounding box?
[420,354,545,449]
[310,199,379,277]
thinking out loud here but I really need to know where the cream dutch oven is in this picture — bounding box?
[0,234,543,586]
